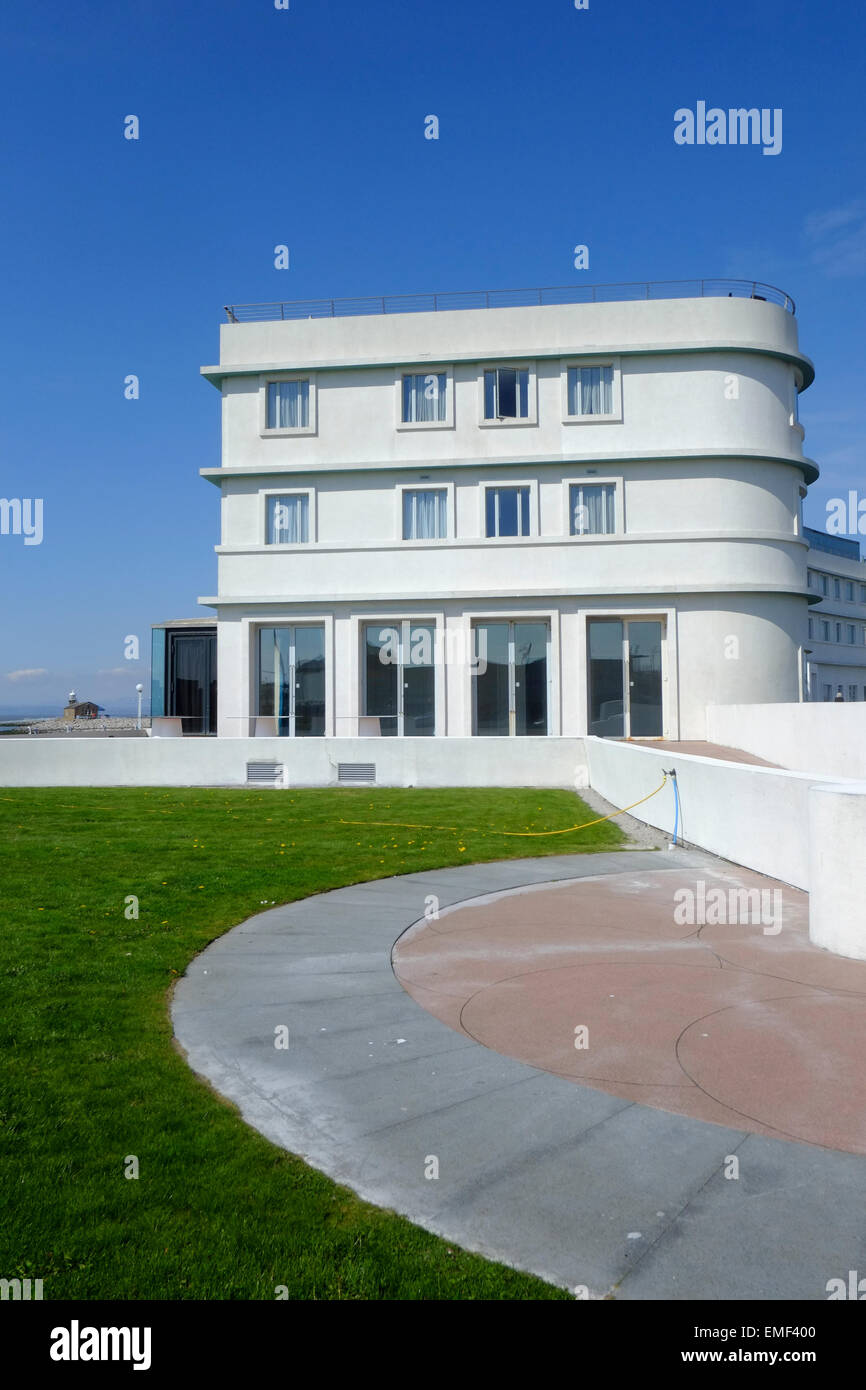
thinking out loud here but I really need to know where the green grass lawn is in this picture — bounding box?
[0,786,625,1300]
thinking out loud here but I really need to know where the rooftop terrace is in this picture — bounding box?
[224,278,795,324]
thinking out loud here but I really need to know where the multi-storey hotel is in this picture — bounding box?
[152,280,825,740]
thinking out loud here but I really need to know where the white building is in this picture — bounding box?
[188,280,818,743]
[803,528,866,702]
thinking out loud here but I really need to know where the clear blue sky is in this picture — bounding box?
[0,0,864,712]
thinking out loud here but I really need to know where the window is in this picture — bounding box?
[836,623,843,643]
[569,483,615,536]
[483,367,530,420]
[266,379,310,430]
[258,626,325,736]
[567,365,614,417]
[849,624,856,644]
[808,618,814,639]
[403,489,447,540]
[834,578,841,599]
[807,570,815,589]
[821,575,829,596]
[861,585,866,603]
[849,685,858,702]
[363,622,435,736]
[823,684,832,701]
[822,621,831,641]
[401,372,447,424]
[846,581,855,601]
[486,485,530,537]
[266,493,309,544]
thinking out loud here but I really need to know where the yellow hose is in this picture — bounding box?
[338,775,668,839]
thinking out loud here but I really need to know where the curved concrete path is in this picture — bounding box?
[172,848,866,1300]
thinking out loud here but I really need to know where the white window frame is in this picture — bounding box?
[562,476,623,537]
[481,479,539,539]
[561,357,622,424]
[259,372,317,437]
[396,482,454,541]
[261,487,316,545]
[478,362,537,427]
[395,366,454,430]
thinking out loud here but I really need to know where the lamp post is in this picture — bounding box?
[135,683,143,731]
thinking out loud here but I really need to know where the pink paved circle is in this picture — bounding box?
[393,869,866,1154]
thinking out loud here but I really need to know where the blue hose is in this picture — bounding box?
[664,769,679,846]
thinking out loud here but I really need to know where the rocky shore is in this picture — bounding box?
[0,716,151,737]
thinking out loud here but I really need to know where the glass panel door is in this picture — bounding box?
[403,623,435,735]
[293,627,325,735]
[363,622,435,736]
[258,626,325,736]
[514,622,548,736]
[588,620,624,737]
[588,618,664,737]
[473,621,549,735]
[364,625,399,736]
[627,621,663,737]
[169,631,216,735]
[473,623,509,735]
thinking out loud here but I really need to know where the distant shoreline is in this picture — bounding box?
[0,715,151,736]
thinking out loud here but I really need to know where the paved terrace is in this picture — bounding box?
[173,846,866,1299]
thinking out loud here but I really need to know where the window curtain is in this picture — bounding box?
[570,366,613,415]
[267,494,309,544]
[403,374,445,422]
[403,489,446,539]
[571,484,614,535]
[267,380,309,429]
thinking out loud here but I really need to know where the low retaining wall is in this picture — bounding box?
[706,703,866,780]
[0,735,588,790]
[585,736,821,892]
[807,782,866,960]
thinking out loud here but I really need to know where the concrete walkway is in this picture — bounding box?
[172,849,866,1300]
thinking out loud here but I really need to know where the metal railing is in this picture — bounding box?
[224,278,795,323]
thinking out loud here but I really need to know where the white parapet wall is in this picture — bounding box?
[585,736,824,891]
[706,703,866,780]
[807,782,866,959]
[0,736,588,790]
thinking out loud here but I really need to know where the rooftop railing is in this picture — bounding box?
[224,278,795,323]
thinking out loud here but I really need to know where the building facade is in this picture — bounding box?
[196,282,817,742]
[804,528,866,701]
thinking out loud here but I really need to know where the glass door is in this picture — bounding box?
[258,626,325,736]
[363,622,435,736]
[588,618,663,738]
[588,620,625,736]
[473,621,549,735]
[169,631,216,735]
[627,621,663,737]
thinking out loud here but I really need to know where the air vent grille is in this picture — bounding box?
[246,761,283,785]
[338,762,376,784]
